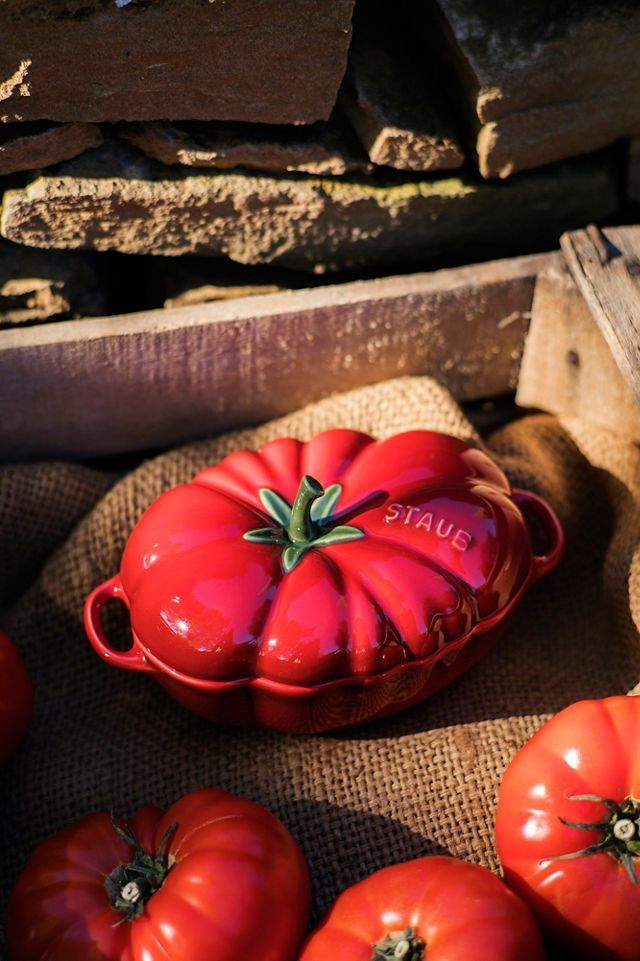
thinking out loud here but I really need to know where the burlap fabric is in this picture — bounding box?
[1,376,639,959]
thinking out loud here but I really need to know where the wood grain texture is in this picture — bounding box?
[0,253,550,460]
[516,255,640,441]
[561,225,640,405]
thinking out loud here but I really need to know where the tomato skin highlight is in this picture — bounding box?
[8,788,310,961]
[0,629,33,765]
[496,695,640,961]
[298,856,545,961]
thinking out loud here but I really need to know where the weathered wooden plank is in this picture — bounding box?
[0,139,619,273]
[339,2,464,172]
[561,225,640,405]
[0,252,550,460]
[407,0,640,177]
[0,0,354,125]
[516,255,640,441]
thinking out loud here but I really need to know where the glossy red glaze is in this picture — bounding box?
[0,629,33,765]
[84,429,563,732]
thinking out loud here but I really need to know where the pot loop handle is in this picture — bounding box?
[83,575,154,673]
[512,489,564,580]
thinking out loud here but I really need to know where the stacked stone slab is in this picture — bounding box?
[340,0,464,172]
[0,0,355,124]
[629,141,640,205]
[406,0,640,178]
[147,257,315,310]
[0,241,106,326]
[120,118,372,177]
[0,0,635,307]
[0,123,102,176]
[0,139,620,274]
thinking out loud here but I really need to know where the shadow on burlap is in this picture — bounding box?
[1,376,639,957]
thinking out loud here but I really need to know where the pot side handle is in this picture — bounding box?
[512,489,565,581]
[83,575,153,673]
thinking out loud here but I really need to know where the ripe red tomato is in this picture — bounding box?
[496,696,640,961]
[9,789,310,961]
[299,856,545,961]
[0,629,33,765]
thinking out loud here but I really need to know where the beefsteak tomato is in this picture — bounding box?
[496,695,640,961]
[0,629,33,765]
[9,788,310,961]
[298,856,545,961]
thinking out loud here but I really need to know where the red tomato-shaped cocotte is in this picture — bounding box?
[299,856,546,961]
[85,429,563,732]
[0,629,33,765]
[496,696,640,961]
[9,788,309,961]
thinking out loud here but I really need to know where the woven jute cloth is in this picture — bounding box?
[1,376,639,958]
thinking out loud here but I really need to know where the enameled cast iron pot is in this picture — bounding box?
[84,429,563,733]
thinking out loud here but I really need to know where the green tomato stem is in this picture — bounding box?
[371,927,425,961]
[105,816,176,922]
[244,477,364,573]
[551,794,640,884]
[287,475,324,545]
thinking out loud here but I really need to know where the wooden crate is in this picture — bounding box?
[3,228,639,461]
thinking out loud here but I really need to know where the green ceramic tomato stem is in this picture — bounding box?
[287,475,324,545]
[245,477,364,573]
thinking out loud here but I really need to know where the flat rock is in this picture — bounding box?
[0,241,106,326]
[119,118,371,176]
[408,0,640,177]
[339,1,464,171]
[149,257,310,309]
[0,121,102,175]
[0,0,354,125]
[629,140,640,204]
[0,139,620,273]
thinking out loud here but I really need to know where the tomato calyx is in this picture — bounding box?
[105,815,177,923]
[244,475,365,573]
[550,793,640,884]
[371,927,425,960]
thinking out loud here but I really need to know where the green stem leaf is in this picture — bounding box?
[243,527,287,544]
[259,489,292,527]
[282,545,305,573]
[310,483,342,522]
[313,525,365,547]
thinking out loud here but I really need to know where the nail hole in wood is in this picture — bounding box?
[567,349,580,367]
